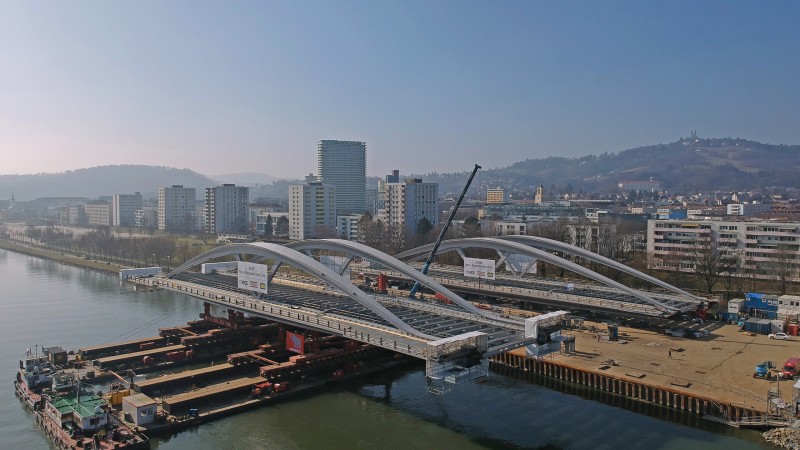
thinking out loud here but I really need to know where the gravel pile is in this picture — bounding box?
[763,428,800,449]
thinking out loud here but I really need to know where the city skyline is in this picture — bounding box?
[2,1,799,177]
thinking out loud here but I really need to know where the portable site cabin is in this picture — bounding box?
[122,393,157,426]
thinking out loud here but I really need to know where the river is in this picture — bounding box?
[0,248,775,449]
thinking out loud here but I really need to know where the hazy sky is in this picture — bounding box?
[1,1,798,178]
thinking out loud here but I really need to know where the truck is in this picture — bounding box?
[782,357,800,379]
[754,361,775,379]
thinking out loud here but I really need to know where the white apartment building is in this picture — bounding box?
[647,219,800,280]
[112,192,143,227]
[380,178,438,234]
[727,203,772,216]
[158,185,196,231]
[337,214,363,241]
[204,184,249,234]
[289,177,336,240]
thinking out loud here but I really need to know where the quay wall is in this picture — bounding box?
[489,352,762,424]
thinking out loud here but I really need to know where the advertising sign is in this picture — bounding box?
[505,254,537,275]
[237,261,269,295]
[286,331,305,354]
[463,257,496,280]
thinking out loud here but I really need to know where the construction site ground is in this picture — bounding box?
[510,319,799,412]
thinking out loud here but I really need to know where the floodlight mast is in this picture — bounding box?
[409,163,481,298]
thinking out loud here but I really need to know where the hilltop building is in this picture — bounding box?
[619,179,662,193]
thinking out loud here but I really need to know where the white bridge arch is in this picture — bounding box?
[167,242,432,337]
[395,237,684,315]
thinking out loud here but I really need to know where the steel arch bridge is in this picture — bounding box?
[495,235,700,301]
[395,237,695,315]
[167,242,427,337]
[158,242,549,385]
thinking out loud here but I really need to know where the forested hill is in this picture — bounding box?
[0,165,216,200]
[421,137,800,194]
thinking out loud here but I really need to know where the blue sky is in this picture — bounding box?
[1,1,798,178]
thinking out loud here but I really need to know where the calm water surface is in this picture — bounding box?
[0,249,775,449]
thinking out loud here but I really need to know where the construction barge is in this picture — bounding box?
[15,304,414,449]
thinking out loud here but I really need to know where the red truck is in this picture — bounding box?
[782,357,800,379]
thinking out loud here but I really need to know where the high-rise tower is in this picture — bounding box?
[317,140,366,217]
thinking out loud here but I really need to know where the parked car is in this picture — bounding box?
[769,332,792,340]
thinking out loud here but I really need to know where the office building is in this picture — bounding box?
[317,140,366,216]
[204,184,249,234]
[289,175,336,240]
[85,201,112,227]
[112,192,143,227]
[158,185,196,231]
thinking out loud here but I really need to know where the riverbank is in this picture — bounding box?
[0,239,127,274]
[490,319,800,428]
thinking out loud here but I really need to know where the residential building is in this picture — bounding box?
[255,211,289,237]
[134,207,157,229]
[727,203,772,216]
[68,205,88,226]
[380,178,438,234]
[112,192,143,227]
[486,188,507,205]
[289,175,336,240]
[85,201,111,227]
[204,184,249,234]
[491,220,531,236]
[619,179,662,193]
[337,214,363,241]
[317,140,366,216]
[158,185,196,231]
[647,219,800,281]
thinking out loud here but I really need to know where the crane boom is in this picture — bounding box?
[409,163,481,298]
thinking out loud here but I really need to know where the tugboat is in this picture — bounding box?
[14,346,56,409]
[15,346,150,449]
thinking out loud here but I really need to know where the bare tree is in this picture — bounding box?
[692,236,731,294]
[719,250,744,300]
[765,244,800,295]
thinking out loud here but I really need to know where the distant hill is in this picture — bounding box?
[419,137,800,194]
[0,165,216,200]
[210,172,279,186]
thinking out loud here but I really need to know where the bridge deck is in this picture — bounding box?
[133,274,534,359]
[361,265,700,317]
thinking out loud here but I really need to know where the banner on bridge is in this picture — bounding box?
[505,254,537,275]
[237,261,269,295]
[286,331,305,354]
[463,257,496,280]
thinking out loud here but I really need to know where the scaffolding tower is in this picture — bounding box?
[425,332,489,395]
